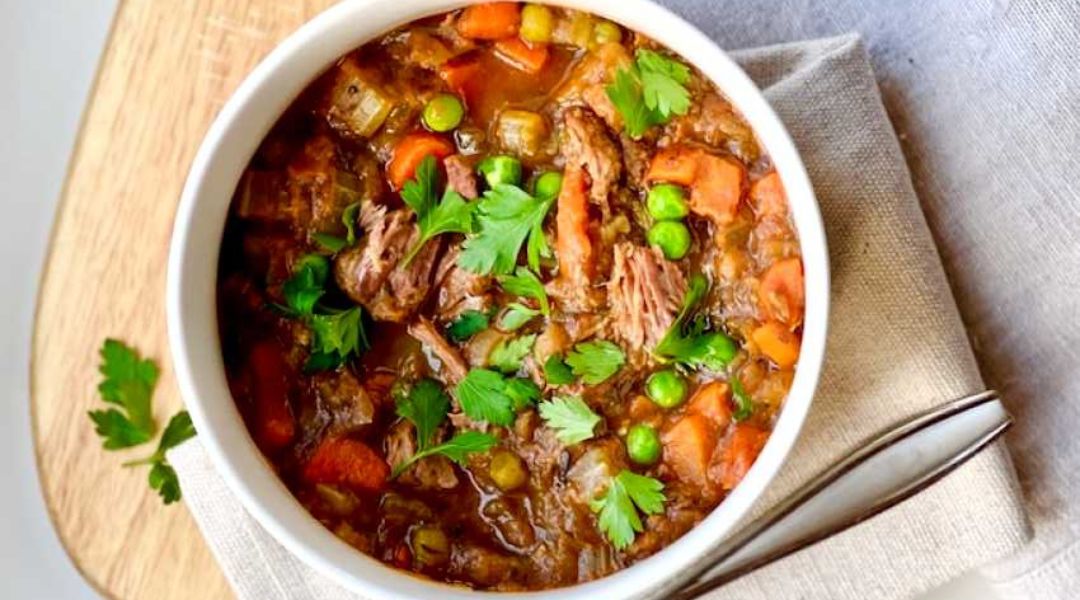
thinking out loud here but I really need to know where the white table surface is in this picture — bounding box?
[0,2,1000,598]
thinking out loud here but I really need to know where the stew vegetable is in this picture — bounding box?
[218,3,804,590]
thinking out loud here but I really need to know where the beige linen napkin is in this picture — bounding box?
[170,34,1031,599]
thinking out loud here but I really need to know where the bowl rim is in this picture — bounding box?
[166,1,830,598]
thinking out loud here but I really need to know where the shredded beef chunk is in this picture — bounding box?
[333,203,440,322]
[433,245,491,321]
[560,106,622,220]
[443,153,479,199]
[384,421,459,490]
[407,316,469,385]
[608,243,688,350]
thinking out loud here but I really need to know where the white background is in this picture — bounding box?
[0,2,997,598]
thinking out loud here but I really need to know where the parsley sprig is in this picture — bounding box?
[590,470,667,549]
[565,340,626,385]
[730,377,754,422]
[538,395,601,445]
[390,430,499,479]
[312,202,360,253]
[446,309,492,342]
[123,411,197,504]
[401,155,476,266]
[497,267,550,331]
[459,183,555,275]
[88,339,196,504]
[454,368,540,426]
[488,334,537,373]
[389,378,499,479]
[653,274,737,370]
[89,339,159,448]
[278,254,369,371]
[605,49,693,138]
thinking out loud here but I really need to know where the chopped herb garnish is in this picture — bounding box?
[446,309,491,342]
[605,49,692,138]
[395,378,450,450]
[498,266,550,316]
[401,155,476,266]
[312,232,348,253]
[278,253,369,371]
[488,334,537,374]
[89,339,159,448]
[589,470,666,550]
[538,395,601,445]
[390,430,498,479]
[307,306,368,371]
[311,202,361,254]
[455,368,536,426]
[730,377,754,422]
[653,274,737,370]
[543,354,575,385]
[565,340,626,385]
[499,303,541,331]
[458,183,555,275]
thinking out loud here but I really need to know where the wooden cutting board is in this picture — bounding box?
[31,1,338,598]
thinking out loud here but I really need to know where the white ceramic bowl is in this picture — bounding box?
[167,1,829,598]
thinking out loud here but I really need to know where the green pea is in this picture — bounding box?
[477,155,523,188]
[647,221,692,260]
[646,184,689,220]
[699,332,738,366]
[646,369,688,409]
[592,21,623,46]
[422,93,465,133]
[520,4,555,43]
[626,424,662,465]
[489,449,528,491]
[533,171,563,199]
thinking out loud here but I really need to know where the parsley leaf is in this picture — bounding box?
[565,340,626,385]
[731,377,754,422]
[589,470,666,550]
[89,339,159,448]
[459,184,555,276]
[498,267,550,316]
[281,254,329,317]
[446,309,491,342]
[543,354,575,385]
[488,334,537,374]
[401,155,476,266]
[312,232,348,253]
[396,379,450,450]
[499,303,541,331]
[390,430,498,479]
[605,49,693,138]
[342,202,360,245]
[538,395,601,445]
[307,307,368,371]
[124,410,197,505]
[454,368,537,426]
[653,274,737,370]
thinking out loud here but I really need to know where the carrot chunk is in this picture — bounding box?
[689,153,746,225]
[687,381,732,429]
[718,424,769,490]
[494,37,550,74]
[751,171,787,217]
[456,3,521,40]
[248,341,295,452]
[758,257,805,326]
[386,132,454,190]
[751,321,801,369]
[556,164,593,282]
[662,414,717,491]
[438,55,482,96]
[645,146,701,186]
[303,436,389,493]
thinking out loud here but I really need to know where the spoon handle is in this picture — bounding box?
[652,390,1011,600]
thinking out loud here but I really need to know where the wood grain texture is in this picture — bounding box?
[31,0,336,598]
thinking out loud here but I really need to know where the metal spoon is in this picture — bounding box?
[643,390,1011,600]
